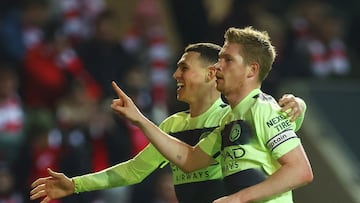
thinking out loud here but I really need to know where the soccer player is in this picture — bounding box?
[30,43,306,203]
[108,27,313,203]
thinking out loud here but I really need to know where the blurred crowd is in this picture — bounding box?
[0,0,358,203]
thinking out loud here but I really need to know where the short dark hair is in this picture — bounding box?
[184,43,221,66]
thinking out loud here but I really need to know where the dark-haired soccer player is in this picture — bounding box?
[30,42,306,203]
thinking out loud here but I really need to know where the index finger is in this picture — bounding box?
[111,81,126,99]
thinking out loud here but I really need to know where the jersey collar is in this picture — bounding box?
[232,88,261,114]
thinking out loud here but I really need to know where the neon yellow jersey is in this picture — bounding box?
[200,89,302,203]
[73,143,167,192]
[73,98,230,202]
[159,99,230,186]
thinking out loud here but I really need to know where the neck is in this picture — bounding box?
[189,91,221,117]
[225,84,260,109]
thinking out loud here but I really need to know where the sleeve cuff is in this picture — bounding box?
[72,177,82,194]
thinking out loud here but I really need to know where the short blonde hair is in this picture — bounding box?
[224,26,276,82]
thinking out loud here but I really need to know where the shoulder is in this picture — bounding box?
[253,92,278,106]
[251,92,280,116]
[251,92,296,133]
[159,110,189,127]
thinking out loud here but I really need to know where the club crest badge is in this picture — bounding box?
[229,123,241,142]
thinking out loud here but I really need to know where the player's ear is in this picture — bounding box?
[206,65,217,82]
[247,62,259,79]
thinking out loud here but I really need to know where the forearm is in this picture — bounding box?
[235,146,313,202]
[73,152,159,193]
[136,116,202,172]
[73,163,138,192]
[237,166,306,202]
[110,82,211,172]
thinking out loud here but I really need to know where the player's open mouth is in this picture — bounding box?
[176,82,185,91]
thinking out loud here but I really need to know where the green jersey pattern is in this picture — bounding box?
[159,99,230,185]
[73,98,229,202]
[200,89,303,203]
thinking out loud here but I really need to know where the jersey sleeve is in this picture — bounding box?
[73,144,168,193]
[256,103,301,160]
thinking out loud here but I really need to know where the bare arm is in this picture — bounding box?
[111,81,213,172]
[213,144,313,203]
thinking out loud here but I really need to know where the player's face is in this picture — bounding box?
[215,42,248,97]
[173,51,209,104]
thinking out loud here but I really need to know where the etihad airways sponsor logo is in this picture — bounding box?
[222,147,245,161]
[222,160,240,173]
[171,163,212,182]
[174,170,210,182]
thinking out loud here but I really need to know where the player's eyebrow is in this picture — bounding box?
[218,52,232,59]
[177,61,188,67]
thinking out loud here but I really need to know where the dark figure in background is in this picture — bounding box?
[0,0,49,68]
[0,163,24,203]
[0,65,25,166]
[21,19,101,111]
[75,10,135,99]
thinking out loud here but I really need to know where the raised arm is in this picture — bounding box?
[110,81,213,172]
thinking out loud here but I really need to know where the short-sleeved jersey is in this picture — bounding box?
[73,98,230,203]
[200,89,301,203]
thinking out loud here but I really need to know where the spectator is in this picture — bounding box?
[122,0,173,124]
[55,0,106,44]
[0,65,25,165]
[21,20,101,111]
[0,0,49,67]
[288,0,351,78]
[75,9,135,99]
[13,108,61,203]
[0,163,24,203]
[121,68,150,157]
